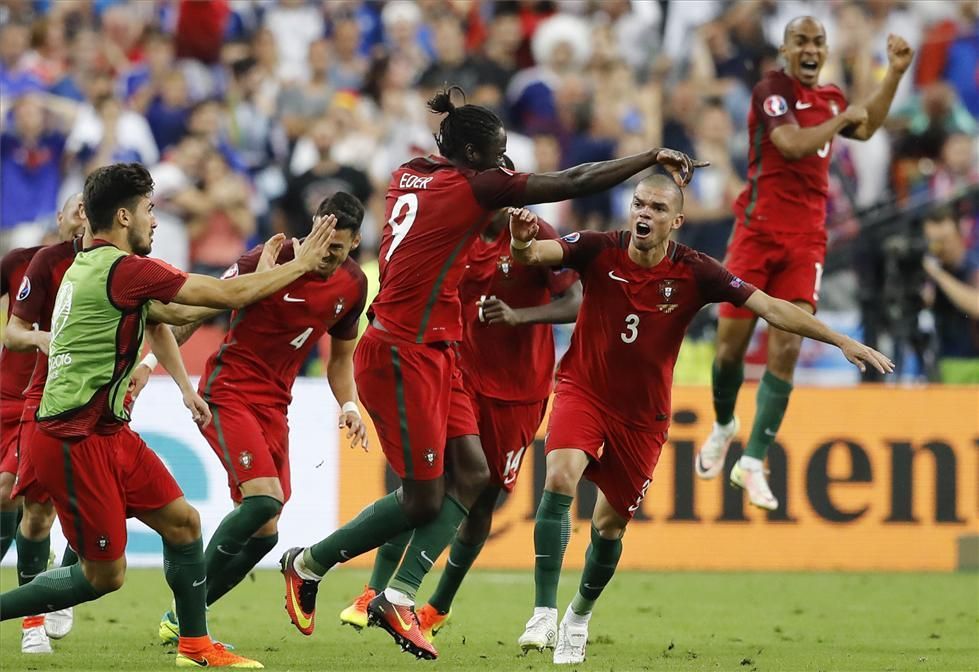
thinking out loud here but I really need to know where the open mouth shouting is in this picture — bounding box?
[635,221,652,239]
[800,59,819,75]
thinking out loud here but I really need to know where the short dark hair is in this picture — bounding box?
[923,206,955,225]
[83,163,154,234]
[316,192,365,233]
[638,172,685,212]
[427,85,504,164]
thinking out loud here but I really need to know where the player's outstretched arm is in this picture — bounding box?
[170,217,335,310]
[143,321,211,427]
[3,314,50,354]
[522,148,707,204]
[327,336,368,451]
[770,106,868,160]
[508,208,565,266]
[847,34,914,141]
[147,301,223,327]
[743,291,894,374]
[481,280,582,326]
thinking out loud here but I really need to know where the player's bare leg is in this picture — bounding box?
[554,490,627,665]
[419,483,501,639]
[369,435,489,659]
[732,301,811,510]
[0,472,19,559]
[139,498,263,667]
[519,448,589,653]
[16,498,60,652]
[697,316,756,478]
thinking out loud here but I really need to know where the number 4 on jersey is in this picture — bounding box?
[385,193,419,262]
[290,327,314,350]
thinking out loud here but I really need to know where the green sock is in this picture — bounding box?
[389,496,469,600]
[15,530,50,586]
[427,538,484,614]
[204,495,281,586]
[712,360,744,425]
[164,538,208,638]
[206,533,278,606]
[0,510,18,559]
[368,530,411,592]
[306,492,412,576]
[570,526,623,616]
[534,490,573,609]
[0,563,101,620]
[744,371,793,460]
[61,545,79,567]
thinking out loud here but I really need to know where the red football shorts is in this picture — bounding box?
[544,383,667,521]
[0,400,23,477]
[11,405,51,503]
[718,224,826,319]
[200,397,290,503]
[472,392,546,492]
[31,425,184,561]
[355,326,478,481]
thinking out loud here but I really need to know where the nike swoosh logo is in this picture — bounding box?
[192,577,207,587]
[420,550,434,567]
[283,294,305,303]
[289,584,313,630]
[339,550,351,561]
[583,583,602,590]
[180,655,210,667]
[216,545,236,556]
[696,454,710,474]
[446,557,462,568]
[795,101,812,110]
[535,554,550,558]
[608,270,629,283]
[391,605,414,632]
[764,428,778,437]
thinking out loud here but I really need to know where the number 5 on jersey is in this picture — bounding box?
[385,193,419,262]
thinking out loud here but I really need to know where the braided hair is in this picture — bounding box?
[427,85,504,166]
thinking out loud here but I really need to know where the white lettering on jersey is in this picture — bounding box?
[399,173,434,190]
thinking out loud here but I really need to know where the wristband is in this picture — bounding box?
[341,401,360,417]
[510,237,533,250]
[140,353,158,370]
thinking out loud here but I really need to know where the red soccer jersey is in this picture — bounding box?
[12,238,83,407]
[200,245,367,408]
[556,231,756,433]
[458,219,576,403]
[40,242,188,439]
[371,155,530,344]
[732,70,848,236]
[0,245,43,405]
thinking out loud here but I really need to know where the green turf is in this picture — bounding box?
[1,568,976,671]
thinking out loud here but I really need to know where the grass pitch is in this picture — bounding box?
[0,568,975,671]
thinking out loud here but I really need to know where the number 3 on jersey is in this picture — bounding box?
[384,193,419,262]
[620,313,640,344]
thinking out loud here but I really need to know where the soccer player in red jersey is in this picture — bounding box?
[339,204,581,638]
[0,196,86,564]
[150,193,369,643]
[280,85,703,659]
[695,17,914,510]
[507,174,893,664]
[0,162,337,669]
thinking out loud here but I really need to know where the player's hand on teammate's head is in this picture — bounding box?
[655,148,709,188]
[295,214,337,270]
[507,207,539,242]
[886,34,914,73]
[257,233,287,272]
[840,337,894,375]
[183,389,213,428]
[340,411,368,452]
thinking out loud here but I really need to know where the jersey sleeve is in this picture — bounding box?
[11,248,55,325]
[557,231,614,273]
[692,253,757,307]
[536,219,579,293]
[109,256,189,309]
[328,269,368,341]
[753,74,799,132]
[0,248,29,297]
[468,167,531,210]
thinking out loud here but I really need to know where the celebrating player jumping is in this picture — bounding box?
[695,17,914,510]
[507,174,893,665]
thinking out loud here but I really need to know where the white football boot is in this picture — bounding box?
[553,605,588,665]
[695,416,740,479]
[517,608,557,652]
[730,459,779,510]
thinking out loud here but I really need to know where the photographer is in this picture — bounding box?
[922,208,979,383]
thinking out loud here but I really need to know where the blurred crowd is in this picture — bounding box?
[1,0,976,377]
